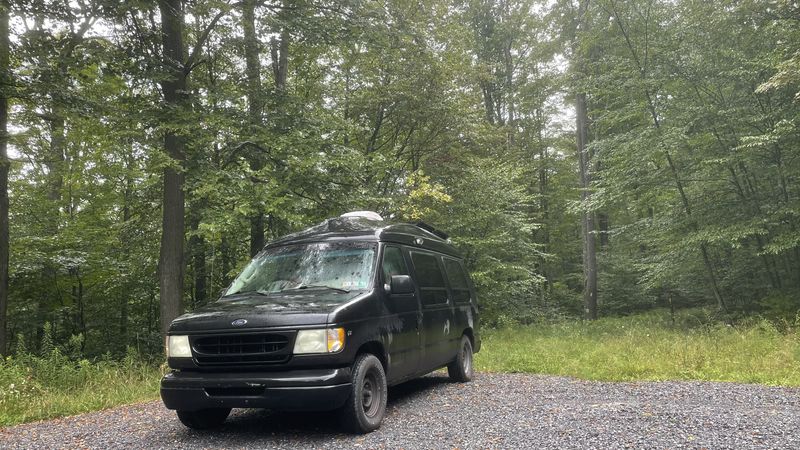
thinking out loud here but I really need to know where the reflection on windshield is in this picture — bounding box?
[224,242,376,297]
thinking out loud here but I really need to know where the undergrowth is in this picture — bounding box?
[0,325,161,427]
[475,309,800,386]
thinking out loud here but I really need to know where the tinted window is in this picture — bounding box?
[411,252,448,305]
[444,259,471,304]
[411,252,445,287]
[382,246,409,283]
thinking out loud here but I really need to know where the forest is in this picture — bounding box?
[0,0,798,360]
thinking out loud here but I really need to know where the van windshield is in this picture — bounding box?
[223,242,377,297]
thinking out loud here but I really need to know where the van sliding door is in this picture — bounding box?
[443,258,475,354]
[379,245,421,382]
[409,251,454,371]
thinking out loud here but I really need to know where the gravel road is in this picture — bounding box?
[1,373,798,449]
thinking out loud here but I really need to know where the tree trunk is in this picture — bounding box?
[481,82,496,124]
[189,212,206,307]
[249,214,265,257]
[0,0,9,356]
[537,119,550,303]
[270,19,290,127]
[46,114,66,209]
[272,31,289,94]
[70,268,85,350]
[158,0,187,336]
[220,235,233,290]
[597,213,609,248]
[243,0,263,125]
[243,0,265,257]
[36,109,66,347]
[119,167,133,349]
[270,27,290,134]
[577,93,598,320]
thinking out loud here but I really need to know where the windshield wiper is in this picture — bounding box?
[283,284,351,294]
[222,289,273,298]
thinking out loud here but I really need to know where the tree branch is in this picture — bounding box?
[184,3,235,76]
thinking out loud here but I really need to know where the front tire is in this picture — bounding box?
[447,335,474,382]
[176,408,231,430]
[341,353,387,433]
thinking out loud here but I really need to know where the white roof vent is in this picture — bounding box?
[340,211,384,221]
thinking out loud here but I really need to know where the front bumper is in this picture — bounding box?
[160,367,352,412]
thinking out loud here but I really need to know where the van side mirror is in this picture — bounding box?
[388,275,415,295]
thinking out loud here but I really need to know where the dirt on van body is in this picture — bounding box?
[2,373,798,449]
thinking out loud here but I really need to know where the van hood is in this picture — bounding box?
[168,290,365,333]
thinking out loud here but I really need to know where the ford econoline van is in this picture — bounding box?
[160,211,481,433]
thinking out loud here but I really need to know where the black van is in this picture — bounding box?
[160,211,480,433]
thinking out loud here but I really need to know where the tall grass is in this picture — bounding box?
[0,346,161,427]
[475,310,800,386]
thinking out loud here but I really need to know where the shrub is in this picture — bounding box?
[0,327,162,426]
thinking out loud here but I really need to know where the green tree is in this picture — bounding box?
[0,0,9,356]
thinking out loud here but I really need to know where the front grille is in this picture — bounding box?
[191,333,293,365]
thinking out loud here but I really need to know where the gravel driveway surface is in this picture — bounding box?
[1,373,798,449]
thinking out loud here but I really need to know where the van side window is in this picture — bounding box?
[444,259,471,304]
[381,246,409,283]
[410,252,448,305]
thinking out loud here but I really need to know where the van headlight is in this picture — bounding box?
[293,328,345,354]
[167,335,192,358]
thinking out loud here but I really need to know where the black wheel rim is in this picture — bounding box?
[361,369,381,418]
[462,342,473,375]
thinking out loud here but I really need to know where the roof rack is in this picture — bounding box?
[414,221,449,240]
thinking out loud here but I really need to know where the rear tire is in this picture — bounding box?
[176,408,231,430]
[340,353,387,433]
[447,335,474,382]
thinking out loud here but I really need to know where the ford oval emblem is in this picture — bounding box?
[231,318,247,327]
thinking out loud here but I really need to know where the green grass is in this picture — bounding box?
[475,310,800,386]
[0,348,161,427]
